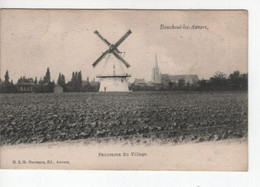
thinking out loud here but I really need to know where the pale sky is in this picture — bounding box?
[0,10,248,83]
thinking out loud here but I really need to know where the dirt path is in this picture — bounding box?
[0,139,247,171]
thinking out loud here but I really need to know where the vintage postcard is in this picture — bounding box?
[0,9,248,171]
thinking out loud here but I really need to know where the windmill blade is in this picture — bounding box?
[94,30,121,53]
[112,50,131,68]
[114,30,132,48]
[92,50,110,67]
[94,30,111,47]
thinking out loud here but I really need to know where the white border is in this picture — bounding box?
[0,0,256,9]
[0,0,260,187]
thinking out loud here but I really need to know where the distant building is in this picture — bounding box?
[54,85,63,94]
[16,77,35,93]
[161,74,199,86]
[151,54,161,84]
[133,78,146,87]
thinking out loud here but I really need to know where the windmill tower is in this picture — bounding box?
[92,30,132,92]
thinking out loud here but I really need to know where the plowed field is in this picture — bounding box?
[0,92,248,145]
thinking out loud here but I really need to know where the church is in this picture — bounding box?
[150,54,199,87]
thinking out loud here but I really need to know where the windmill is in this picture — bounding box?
[92,30,132,92]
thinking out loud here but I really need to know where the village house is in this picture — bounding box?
[161,74,199,87]
[133,78,146,87]
[16,77,35,93]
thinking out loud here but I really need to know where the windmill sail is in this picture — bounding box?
[114,30,132,48]
[92,50,110,67]
[94,30,111,46]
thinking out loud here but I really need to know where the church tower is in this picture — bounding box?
[151,54,161,84]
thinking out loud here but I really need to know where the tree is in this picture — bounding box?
[228,71,246,90]
[43,67,51,83]
[61,74,65,85]
[210,71,228,90]
[168,81,177,91]
[42,81,54,93]
[0,70,17,93]
[185,82,191,91]
[57,73,61,85]
[35,68,53,93]
[240,73,248,91]
[4,70,9,83]
[57,73,66,88]
[197,79,211,91]
[65,72,76,92]
[75,72,78,90]
[65,71,83,92]
[77,71,82,91]
[34,77,38,85]
[38,77,43,86]
[177,79,185,90]
[72,72,76,90]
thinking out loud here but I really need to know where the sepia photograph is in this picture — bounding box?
[0,9,248,171]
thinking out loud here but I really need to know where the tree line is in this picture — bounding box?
[0,69,247,93]
[130,71,248,91]
[0,68,99,93]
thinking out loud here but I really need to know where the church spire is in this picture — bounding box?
[155,53,158,68]
[151,53,161,83]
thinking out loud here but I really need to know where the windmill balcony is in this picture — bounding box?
[96,73,131,78]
